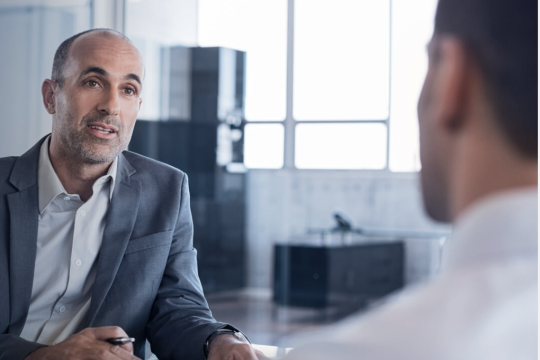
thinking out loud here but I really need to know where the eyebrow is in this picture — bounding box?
[125,73,142,86]
[79,66,108,79]
[78,66,142,86]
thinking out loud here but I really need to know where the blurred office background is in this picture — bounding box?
[0,0,451,352]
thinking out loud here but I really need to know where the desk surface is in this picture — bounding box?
[253,344,293,358]
[147,344,292,359]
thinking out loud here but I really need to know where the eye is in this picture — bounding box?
[85,80,99,88]
[124,87,136,96]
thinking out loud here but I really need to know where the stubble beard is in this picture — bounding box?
[56,111,128,165]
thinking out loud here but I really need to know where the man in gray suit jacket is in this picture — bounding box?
[0,28,264,360]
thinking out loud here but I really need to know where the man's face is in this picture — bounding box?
[417,38,452,222]
[51,33,143,164]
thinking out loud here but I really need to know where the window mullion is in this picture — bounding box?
[284,0,295,169]
[386,0,392,171]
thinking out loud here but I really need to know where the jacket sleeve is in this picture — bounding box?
[145,174,239,360]
[0,334,46,360]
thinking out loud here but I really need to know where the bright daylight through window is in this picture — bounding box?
[295,123,387,170]
[198,0,437,171]
[198,0,287,122]
[294,0,390,121]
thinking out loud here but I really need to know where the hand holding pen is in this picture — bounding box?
[24,327,140,360]
[107,337,136,346]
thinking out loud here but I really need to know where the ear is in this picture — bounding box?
[42,79,57,114]
[432,36,469,131]
[138,97,143,110]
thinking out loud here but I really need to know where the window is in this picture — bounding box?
[389,0,438,172]
[292,0,390,169]
[244,124,285,169]
[126,0,199,120]
[294,0,390,121]
[198,0,438,171]
[198,0,287,169]
[295,123,387,169]
[198,0,288,121]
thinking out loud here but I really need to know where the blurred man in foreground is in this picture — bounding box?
[285,0,537,359]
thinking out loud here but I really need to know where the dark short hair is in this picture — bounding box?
[51,28,132,88]
[435,0,538,158]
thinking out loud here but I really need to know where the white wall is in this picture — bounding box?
[0,1,91,157]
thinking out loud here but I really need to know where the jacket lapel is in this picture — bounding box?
[83,153,141,327]
[7,136,46,335]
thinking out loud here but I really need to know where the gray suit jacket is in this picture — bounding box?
[0,135,234,360]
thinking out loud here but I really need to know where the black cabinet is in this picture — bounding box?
[128,46,247,294]
[273,242,404,308]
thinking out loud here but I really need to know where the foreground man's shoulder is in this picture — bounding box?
[286,262,537,360]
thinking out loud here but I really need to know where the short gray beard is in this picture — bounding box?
[62,128,122,164]
[56,111,127,165]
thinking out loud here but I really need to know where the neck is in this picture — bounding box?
[450,122,538,221]
[48,138,113,202]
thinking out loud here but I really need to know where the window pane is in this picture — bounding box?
[126,0,197,46]
[295,123,387,169]
[126,0,198,121]
[244,124,284,169]
[389,0,438,172]
[294,0,390,121]
[198,0,287,121]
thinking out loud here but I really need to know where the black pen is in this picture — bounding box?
[107,337,135,345]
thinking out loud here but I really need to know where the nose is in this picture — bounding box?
[98,88,120,116]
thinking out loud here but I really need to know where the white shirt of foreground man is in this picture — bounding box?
[285,188,537,360]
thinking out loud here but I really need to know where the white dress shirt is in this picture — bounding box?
[285,187,538,360]
[20,136,118,345]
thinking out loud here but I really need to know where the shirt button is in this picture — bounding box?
[75,259,82,267]
[80,209,86,216]
[63,196,70,201]
[59,306,66,313]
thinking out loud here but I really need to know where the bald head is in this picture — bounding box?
[42,28,144,168]
[52,28,137,88]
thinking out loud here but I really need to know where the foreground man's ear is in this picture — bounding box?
[431,36,470,133]
[42,79,57,115]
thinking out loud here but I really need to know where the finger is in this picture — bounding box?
[119,341,134,354]
[106,343,141,360]
[236,344,259,360]
[85,326,135,354]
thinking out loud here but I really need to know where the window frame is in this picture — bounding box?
[246,0,393,171]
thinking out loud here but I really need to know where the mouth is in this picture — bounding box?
[87,123,118,139]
